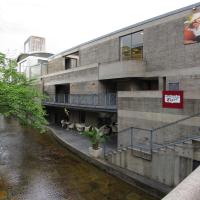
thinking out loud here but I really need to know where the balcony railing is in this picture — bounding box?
[44,93,117,110]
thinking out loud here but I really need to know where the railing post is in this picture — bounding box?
[108,93,111,106]
[54,95,57,103]
[131,127,133,149]
[103,142,106,158]
[150,129,153,154]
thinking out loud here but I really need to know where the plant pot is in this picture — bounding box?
[89,147,103,158]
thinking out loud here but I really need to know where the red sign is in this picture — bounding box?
[162,91,184,109]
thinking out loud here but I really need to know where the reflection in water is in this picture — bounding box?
[0,117,158,200]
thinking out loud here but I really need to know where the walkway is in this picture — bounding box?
[48,126,118,156]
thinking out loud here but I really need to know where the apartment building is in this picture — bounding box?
[42,3,200,188]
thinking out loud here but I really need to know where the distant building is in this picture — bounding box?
[24,36,45,53]
[17,36,53,81]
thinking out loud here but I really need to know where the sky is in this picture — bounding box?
[0,0,199,57]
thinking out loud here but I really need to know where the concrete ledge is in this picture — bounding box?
[118,90,200,100]
[162,166,200,200]
[47,126,171,199]
[42,63,98,78]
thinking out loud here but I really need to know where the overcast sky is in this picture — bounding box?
[0,0,199,57]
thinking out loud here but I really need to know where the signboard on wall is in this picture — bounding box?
[162,91,184,109]
[184,10,200,44]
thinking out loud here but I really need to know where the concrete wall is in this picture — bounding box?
[110,144,193,187]
[118,91,200,147]
[70,81,99,94]
[135,150,192,187]
[80,38,119,66]
[144,18,200,74]
[44,85,55,95]
[48,57,65,74]
[99,60,145,80]
[43,64,98,86]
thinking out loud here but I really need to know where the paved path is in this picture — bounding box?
[48,126,117,156]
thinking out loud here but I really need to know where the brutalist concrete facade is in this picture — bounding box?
[42,2,200,189]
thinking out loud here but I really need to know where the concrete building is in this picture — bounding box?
[41,2,200,190]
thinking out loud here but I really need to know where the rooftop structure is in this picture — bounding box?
[24,36,46,53]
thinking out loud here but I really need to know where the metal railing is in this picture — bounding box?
[44,93,117,108]
[104,112,200,157]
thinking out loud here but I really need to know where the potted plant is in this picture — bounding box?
[81,126,106,158]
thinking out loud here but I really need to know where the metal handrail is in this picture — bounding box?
[152,112,200,132]
[104,112,200,158]
[44,93,117,107]
[118,126,151,133]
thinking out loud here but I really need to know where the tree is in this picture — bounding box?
[0,52,48,132]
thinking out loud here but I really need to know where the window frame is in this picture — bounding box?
[119,30,143,61]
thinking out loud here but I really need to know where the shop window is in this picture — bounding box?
[120,31,143,61]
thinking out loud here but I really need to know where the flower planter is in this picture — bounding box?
[89,147,103,158]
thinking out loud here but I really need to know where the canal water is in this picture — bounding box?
[0,117,158,200]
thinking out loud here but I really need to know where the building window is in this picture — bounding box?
[65,58,77,70]
[120,31,143,60]
[64,52,79,70]
[168,82,179,91]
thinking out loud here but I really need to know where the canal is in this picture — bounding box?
[0,117,158,200]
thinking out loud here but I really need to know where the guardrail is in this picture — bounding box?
[104,112,200,157]
[44,93,117,109]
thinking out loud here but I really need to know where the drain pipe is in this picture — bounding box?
[162,166,200,200]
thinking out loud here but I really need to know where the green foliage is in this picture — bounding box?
[0,52,48,132]
[81,126,106,150]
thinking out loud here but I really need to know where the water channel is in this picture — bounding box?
[0,117,158,200]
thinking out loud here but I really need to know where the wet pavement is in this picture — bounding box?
[0,117,158,200]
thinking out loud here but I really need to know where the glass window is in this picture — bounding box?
[168,82,179,91]
[120,31,143,61]
[131,31,143,48]
[120,34,131,60]
[131,46,143,60]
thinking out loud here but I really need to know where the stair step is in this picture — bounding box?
[183,141,192,144]
[167,146,175,150]
[175,144,185,148]
[192,138,200,142]
[160,147,167,151]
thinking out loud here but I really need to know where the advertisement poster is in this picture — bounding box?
[184,10,200,44]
